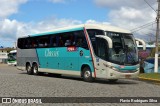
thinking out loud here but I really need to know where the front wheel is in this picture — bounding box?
[82,67,94,82]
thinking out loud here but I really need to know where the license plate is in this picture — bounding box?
[125,75,131,78]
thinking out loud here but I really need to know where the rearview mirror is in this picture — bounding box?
[135,38,146,50]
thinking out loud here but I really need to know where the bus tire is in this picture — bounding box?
[33,64,39,75]
[26,64,33,75]
[82,67,94,82]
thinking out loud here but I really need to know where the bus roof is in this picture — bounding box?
[137,44,155,48]
[85,24,131,33]
[21,24,131,37]
[9,50,17,53]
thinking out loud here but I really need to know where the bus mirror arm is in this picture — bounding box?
[135,38,146,50]
[95,35,113,48]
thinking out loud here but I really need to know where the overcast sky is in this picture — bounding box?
[0,0,157,47]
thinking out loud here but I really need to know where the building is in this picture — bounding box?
[0,48,8,63]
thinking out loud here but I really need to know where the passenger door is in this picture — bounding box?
[95,38,109,78]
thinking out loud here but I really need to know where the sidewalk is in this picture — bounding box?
[0,63,8,66]
[138,73,160,83]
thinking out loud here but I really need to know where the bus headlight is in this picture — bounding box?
[110,66,119,71]
[103,63,119,71]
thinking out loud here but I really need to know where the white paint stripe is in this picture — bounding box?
[17,66,95,77]
[39,68,81,76]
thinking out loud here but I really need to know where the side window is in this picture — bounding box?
[18,38,32,49]
[49,30,89,49]
[87,29,104,52]
[17,38,24,49]
[57,32,75,47]
[30,37,38,48]
[58,35,64,47]
[64,33,75,47]
[74,30,88,49]
[50,35,57,47]
[18,36,51,49]
[37,35,50,48]
[50,33,67,47]
[26,38,32,48]
[96,38,109,60]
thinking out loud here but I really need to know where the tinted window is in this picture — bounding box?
[50,30,88,49]
[36,36,50,48]
[95,38,109,60]
[17,38,24,49]
[87,29,104,52]
[18,30,89,49]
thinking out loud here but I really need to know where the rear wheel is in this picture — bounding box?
[82,67,94,82]
[33,64,39,75]
[26,64,33,75]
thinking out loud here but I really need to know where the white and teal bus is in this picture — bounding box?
[7,50,17,66]
[17,24,145,82]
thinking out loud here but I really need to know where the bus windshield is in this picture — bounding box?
[106,32,138,65]
[87,29,138,65]
[8,52,16,61]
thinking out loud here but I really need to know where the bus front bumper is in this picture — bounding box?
[106,69,140,79]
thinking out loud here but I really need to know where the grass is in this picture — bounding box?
[139,73,160,80]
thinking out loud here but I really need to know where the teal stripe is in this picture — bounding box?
[114,65,139,71]
[31,27,84,37]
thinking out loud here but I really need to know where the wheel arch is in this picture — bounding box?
[32,62,38,67]
[81,64,92,77]
[26,62,31,70]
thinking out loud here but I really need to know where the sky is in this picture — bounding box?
[0,0,157,47]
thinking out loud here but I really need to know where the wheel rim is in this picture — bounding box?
[27,65,31,71]
[33,66,37,74]
[84,70,91,78]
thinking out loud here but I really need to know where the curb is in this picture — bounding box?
[0,64,8,66]
[138,77,160,83]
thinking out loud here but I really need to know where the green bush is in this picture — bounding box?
[150,47,160,57]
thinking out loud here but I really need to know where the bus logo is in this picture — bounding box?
[67,46,78,52]
[45,49,59,57]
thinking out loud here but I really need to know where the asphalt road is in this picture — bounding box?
[0,64,160,106]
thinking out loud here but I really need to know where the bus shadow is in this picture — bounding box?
[19,72,138,85]
[93,79,138,85]
[46,74,138,85]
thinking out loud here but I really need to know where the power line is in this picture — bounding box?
[131,1,156,33]
[131,21,156,32]
[135,30,155,37]
[144,0,157,13]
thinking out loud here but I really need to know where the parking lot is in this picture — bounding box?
[0,64,160,105]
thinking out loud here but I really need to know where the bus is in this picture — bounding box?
[17,24,145,82]
[7,50,17,66]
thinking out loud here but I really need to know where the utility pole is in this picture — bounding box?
[154,0,160,73]
[14,42,17,48]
